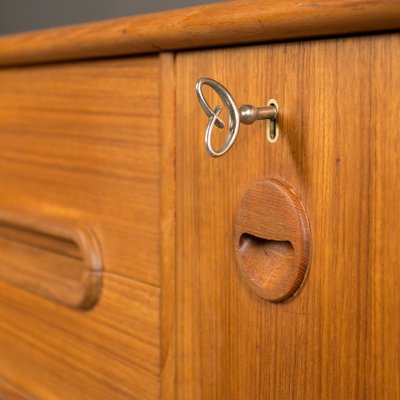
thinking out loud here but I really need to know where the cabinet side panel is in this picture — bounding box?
[176,34,400,399]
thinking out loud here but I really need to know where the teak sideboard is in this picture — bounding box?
[0,1,399,399]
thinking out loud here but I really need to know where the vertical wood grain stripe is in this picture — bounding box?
[160,52,177,400]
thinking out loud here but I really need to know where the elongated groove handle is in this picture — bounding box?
[0,210,102,310]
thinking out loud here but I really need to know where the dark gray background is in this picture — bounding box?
[0,0,218,35]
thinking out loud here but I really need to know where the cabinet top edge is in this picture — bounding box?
[0,0,399,67]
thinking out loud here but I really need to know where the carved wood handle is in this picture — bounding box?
[234,178,311,303]
[0,210,102,309]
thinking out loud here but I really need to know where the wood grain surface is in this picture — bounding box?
[0,377,34,400]
[0,275,160,399]
[0,0,399,66]
[0,57,162,398]
[175,33,400,399]
[160,53,177,400]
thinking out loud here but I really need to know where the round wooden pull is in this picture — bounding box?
[234,178,311,303]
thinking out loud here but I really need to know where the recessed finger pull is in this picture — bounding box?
[234,178,311,303]
[0,210,102,309]
[195,77,279,158]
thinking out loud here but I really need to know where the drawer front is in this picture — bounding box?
[0,58,161,285]
[176,34,400,399]
[0,58,162,399]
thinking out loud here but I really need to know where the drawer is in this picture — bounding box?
[0,57,163,399]
[175,33,400,399]
[0,57,161,285]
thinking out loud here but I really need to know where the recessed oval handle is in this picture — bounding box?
[234,178,311,303]
[0,210,102,310]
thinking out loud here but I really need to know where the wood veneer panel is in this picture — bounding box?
[0,0,399,66]
[0,57,160,285]
[0,56,163,399]
[0,274,160,399]
[176,33,400,399]
[370,36,400,397]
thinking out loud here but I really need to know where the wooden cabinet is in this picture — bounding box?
[0,1,399,399]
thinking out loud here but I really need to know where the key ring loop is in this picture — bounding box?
[195,78,240,158]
